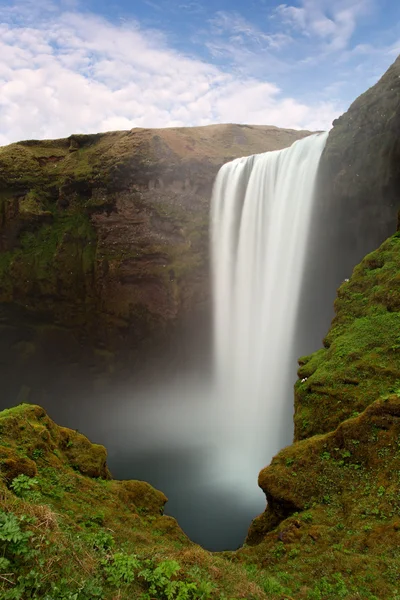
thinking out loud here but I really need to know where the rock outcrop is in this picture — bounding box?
[242,232,400,599]
[320,54,400,240]
[0,124,309,347]
[298,56,400,353]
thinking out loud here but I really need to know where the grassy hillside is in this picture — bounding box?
[0,403,276,600]
[237,231,400,600]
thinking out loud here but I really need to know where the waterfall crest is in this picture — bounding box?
[210,132,328,491]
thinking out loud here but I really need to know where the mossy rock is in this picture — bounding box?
[0,124,309,365]
[295,232,400,440]
[240,394,400,598]
[114,480,167,515]
[59,428,111,479]
[0,449,37,483]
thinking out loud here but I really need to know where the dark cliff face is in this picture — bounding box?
[0,124,310,404]
[296,55,400,380]
[321,54,400,238]
[0,124,310,393]
[298,53,400,438]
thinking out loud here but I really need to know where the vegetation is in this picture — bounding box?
[0,403,271,599]
[236,231,400,599]
[2,225,400,600]
[295,232,400,439]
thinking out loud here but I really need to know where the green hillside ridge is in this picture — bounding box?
[295,232,400,440]
[3,230,400,599]
[238,231,400,599]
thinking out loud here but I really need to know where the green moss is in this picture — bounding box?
[0,210,97,310]
[0,403,270,599]
[242,394,400,599]
[295,233,400,439]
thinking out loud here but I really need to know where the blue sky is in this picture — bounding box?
[0,0,399,144]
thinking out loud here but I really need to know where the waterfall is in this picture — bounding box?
[210,132,328,495]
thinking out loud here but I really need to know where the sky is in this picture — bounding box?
[0,0,399,145]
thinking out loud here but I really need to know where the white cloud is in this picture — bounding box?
[276,0,372,51]
[0,4,341,145]
[205,10,292,77]
[210,10,292,50]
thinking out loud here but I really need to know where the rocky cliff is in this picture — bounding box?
[320,54,400,240]
[0,124,310,402]
[297,55,400,354]
[0,124,309,349]
[240,230,400,599]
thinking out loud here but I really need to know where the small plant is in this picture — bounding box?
[10,474,38,499]
[302,512,313,523]
[139,559,212,599]
[31,448,44,460]
[271,541,286,559]
[91,530,115,552]
[262,575,285,594]
[102,551,141,586]
[84,511,105,527]
[0,510,33,583]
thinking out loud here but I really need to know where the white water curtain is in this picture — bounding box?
[210,132,328,489]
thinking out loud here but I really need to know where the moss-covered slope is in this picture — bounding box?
[0,403,276,600]
[240,394,400,599]
[235,232,400,599]
[295,232,400,440]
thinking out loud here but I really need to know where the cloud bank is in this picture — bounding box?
[0,3,340,145]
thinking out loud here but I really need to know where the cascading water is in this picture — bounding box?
[210,132,328,497]
[105,131,330,549]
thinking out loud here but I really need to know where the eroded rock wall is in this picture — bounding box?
[0,125,309,360]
